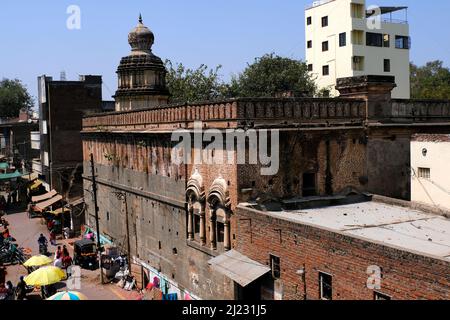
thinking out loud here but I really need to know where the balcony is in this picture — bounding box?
[366,6,408,25]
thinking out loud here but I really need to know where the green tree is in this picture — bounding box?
[410,61,450,99]
[229,53,316,98]
[165,60,228,104]
[0,78,34,118]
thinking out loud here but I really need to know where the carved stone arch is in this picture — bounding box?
[207,175,231,251]
[186,168,205,203]
[206,176,231,209]
[186,168,206,245]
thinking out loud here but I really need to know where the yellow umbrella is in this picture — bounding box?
[23,255,53,267]
[24,266,66,286]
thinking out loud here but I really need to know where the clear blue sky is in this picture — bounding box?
[1,0,449,103]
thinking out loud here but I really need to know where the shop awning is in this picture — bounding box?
[0,170,23,181]
[22,172,39,182]
[0,163,9,170]
[48,207,70,216]
[32,190,58,203]
[35,195,63,212]
[208,250,271,287]
[29,180,43,190]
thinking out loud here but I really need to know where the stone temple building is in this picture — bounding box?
[114,15,169,111]
[81,17,450,300]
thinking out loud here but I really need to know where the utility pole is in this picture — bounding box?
[90,153,104,285]
[113,191,131,266]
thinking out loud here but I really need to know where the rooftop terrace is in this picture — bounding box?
[241,200,450,261]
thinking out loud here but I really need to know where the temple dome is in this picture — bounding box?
[128,14,154,55]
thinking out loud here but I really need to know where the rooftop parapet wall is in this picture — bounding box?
[391,99,450,120]
[82,98,367,133]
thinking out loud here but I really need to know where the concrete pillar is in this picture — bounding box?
[224,213,231,251]
[200,204,206,246]
[187,205,194,241]
[209,207,216,250]
[335,75,396,121]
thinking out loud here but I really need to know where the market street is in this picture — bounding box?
[3,211,140,300]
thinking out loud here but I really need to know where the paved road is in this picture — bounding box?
[3,211,140,300]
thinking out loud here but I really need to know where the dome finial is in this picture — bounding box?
[139,13,143,24]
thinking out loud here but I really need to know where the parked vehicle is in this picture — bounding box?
[39,243,48,256]
[73,239,98,270]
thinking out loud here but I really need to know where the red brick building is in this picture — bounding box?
[235,196,450,300]
[81,18,450,300]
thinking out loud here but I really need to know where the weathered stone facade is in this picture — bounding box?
[82,75,450,299]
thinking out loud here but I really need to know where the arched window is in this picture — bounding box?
[207,176,232,251]
[186,169,206,246]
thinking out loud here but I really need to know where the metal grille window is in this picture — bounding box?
[308,64,313,72]
[395,35,411,49]
[319,272,332,300]
[339,32,346,47]
[367,32,383,47]
[322,16,328,27]
[322,65,330,76]
[270,255,281,279]
[418,168,431,179]
[307,40,312,49]
[307,16,312,25]
[384,59,391,72]
[322,41,329,52]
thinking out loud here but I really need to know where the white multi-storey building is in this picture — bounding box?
[411,134,450,212]
[305,0,410,99]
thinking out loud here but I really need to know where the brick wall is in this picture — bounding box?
[236,205,450,300]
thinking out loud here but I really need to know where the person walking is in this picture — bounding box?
[15,276,27,300]
[54,246,63,268]
[49,228,56,246]
[5,281,15,300]
[55,246,62,260]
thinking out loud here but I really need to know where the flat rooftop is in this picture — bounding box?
[255,201,450,261]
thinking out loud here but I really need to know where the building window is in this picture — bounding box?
[322,41,329,52]
[351,30,364,45]
[302,173,317,197]
[307,16,312,25]
[216,221,225,244]
[308,64,313,72]
[351,3,364,18]
[319,272,333,300]
[383,34,390,47]
[270,255,281,279]
[307,40,312,49]
[418,167,431,179]
[384,59,391,72]
[193,214,201,239]
[321,16,328,27]
[352,56,364,71]
[366,32,383,47]
[339,32,346,47]
[374,292,391,300]
[322,65,330,76]
[106,212,110,221]
[395,36,411,49]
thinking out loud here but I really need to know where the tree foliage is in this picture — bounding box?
[0,78,34,118]
[411,61,450,99]
[165,54,316,103]
[229,53,316,98]
[165,60,228,104]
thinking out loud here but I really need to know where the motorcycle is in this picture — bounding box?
[39,243,48,256]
